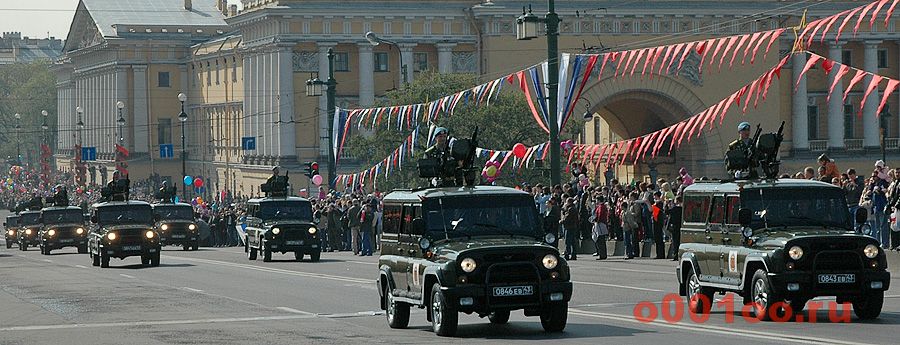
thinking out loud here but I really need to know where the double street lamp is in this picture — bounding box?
[116,101,126,143]
[365,31,409,88]
[517,1,562,186]
[306,49,337,190]
[178,93,189,200]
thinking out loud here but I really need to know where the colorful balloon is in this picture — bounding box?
[512,143,527,158]
[183,175,193,186]
[481,161,501,183]
[193,177,203,188]
[312,174,323,186]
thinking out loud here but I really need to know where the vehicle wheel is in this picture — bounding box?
[77,244,87,254]
[430,283,458,337]
[42,246,50,255]
[91,250,100,266]
[21,241,27,251]
[248,245,258,260]
[182,243,189,251]
[685,266,715,315]
[750,269,784,321]
[150,252,160,267]
[244,237,249,253]
[6,241,11,249]
[789,298,808,312]
[488,310,511,324]
[852,290,884,320]
[141,255,150,266]
[385,289,410,329]
[309,250,321,262]
[100,251,110,268]
[191,242,198,251]
[262,244,272,262]
[294,251,303,261]
[540,302,568,332]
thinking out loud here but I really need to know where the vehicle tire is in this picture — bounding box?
[21,241,27,251]
[141,255,150,266]
[294,251,303,261]
[685,266,715,315]
[244,237,249,253]
[262,243,272,262]
[789,298,808,312]
[91,250,100,266]
[77,244,87,254]
[150,252,160,267]
[42,246,50,255]
[852,290,884,320]
[191,242,198,251]
[750,269,784,321]
[248,245,258,260]
[430,283,458,336]
[6,241,11,249]
[488,310,511,324]
[385,289,410,329]
[100,251,110,268]
[309,250,321,262]
[182,243,189,251]
[540,302,568,332]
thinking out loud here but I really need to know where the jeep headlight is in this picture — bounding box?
[271,227,281,235]
[542,254,559,269]
[47,229,56,237]
[25,229,32,235]
[788,246,804,260]
[460,258,477,273]
[308,227,317,234]
[161,224,169,231]
[145,230,155,239]
[76,227,84,235]
[7,230,14,236]
[188,224,196,230]
[864,244,880,259]
[544,233,557,244]
[107,232,117,241]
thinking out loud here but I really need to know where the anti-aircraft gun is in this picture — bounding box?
[260,172,290,197]
[155,185,178,203]
[100,175,131,201]
[417,127,479,187]
[724,121,785,180]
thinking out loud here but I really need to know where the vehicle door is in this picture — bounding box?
[680,194,713,278]
[706,194,727,282]
[381,204,406,295]
[404,205,426,298]
[246,204,261,246]
[720,195,744,285]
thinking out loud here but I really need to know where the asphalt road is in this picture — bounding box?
[2,224,900,344]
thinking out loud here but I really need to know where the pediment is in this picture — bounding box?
[63,1,106,53]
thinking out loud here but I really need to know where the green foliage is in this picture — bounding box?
[0,62,57,163]
[343,72,582,191]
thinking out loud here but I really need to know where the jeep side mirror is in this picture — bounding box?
[738,208,752,227]
[855,207,868,225]
[411,218,425,235]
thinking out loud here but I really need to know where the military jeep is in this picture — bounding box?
[39,206,88,255]
[87,200,161,267]
[151,202,199,251]
[16,210,42,251]
[676,179,890,321]
[244,196,320,262]
[377,186,572,337]
[4,214,20,249]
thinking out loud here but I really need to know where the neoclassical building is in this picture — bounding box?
[54,0,900,196]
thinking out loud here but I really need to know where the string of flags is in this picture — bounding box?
[798,51,899,117]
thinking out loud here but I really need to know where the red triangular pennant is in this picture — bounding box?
[857,74,884,117]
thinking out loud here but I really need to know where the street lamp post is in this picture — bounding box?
[306,49,337,190]
[365,32,409,87]
[41,110,49,144]
[178,93,188,200]
[880,103,891,163]
[518,1,562,186]
[14,113,21,164]
[116,101,125,144]
[76,107,85,186]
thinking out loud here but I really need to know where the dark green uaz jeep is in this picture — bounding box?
[377,186,572,337]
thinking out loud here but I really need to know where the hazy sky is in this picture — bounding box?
[0,0,242,40]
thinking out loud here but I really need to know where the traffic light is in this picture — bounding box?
[304,161,319,178]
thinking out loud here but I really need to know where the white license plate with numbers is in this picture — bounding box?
[122,245,141,251]
[171,235,185,239]
[818,274,855,284]
[59,239,73,243]
[286,240,302,245]
[492,286,534,297]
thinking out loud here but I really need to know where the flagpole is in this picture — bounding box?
[546,0,562,186]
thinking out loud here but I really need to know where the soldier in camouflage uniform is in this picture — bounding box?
[726,121,758,179]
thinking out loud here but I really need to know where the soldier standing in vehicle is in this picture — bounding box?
[727,122,758,179]
[423,127,462,186]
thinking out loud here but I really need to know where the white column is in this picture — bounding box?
[863,40,882,148]
[437,43,456,74]
[318,42,337,157]
[243,54,254,161]
[358,43,375,107]
[277,46,295,160]
[398,43,416,84]
[792,53,810,150]
[827,41,845,149]
[262,51,272,158]
[133,66,149,153]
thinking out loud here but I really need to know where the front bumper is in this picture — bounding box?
[443,281,573,312]
[19,235,40,245]
[160,232,198,245]
[42,237,87,250]
[100,244,160,259]
[265,238,320,253]
[769,270,891,297]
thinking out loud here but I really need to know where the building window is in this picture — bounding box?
[158,118,173,145]
[413,52,428,71]
[158,72,170,87]
[807,105,818,140]
[878,49,888,68]
[842,50,852,66]
[374,52,389,72]
[334,52,349,72]
[844,104,855,139]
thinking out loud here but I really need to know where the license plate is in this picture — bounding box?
[818,274,856,284]
[59,239,73,243]
[285,240,302,245]
[492,285,534,297]
[122,245,141,251]
[171,235,185,239]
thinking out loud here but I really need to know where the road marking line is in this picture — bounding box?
[163,255,372,284]
[119,274,135,279]
[346,260,377,265]
[276,307,316,315]
[571,280,664,292]
[0,315,317,332]
[568,308,858,345]
[182,287,204,293]
[74,265,87,269]
[42,259,53,263]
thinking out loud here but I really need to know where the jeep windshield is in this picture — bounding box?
[96,205,153,225]
[424,195,541,239]
[153,205,194,221]
[20,213,40,226]
[6,216,18,226]
[742,187,852,230]
[258,201,313,221]
[42,209,83,225]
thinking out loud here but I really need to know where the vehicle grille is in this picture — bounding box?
[484,253,535,262]
[486,263,540,285]
[118,229,147,246]
[813,251,863,271]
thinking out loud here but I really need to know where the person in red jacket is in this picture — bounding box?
[592,196,609,260]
